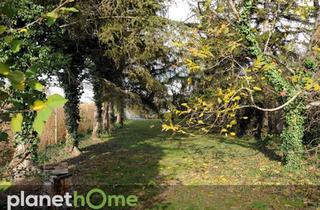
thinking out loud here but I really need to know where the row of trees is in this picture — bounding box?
[0,0,174,178]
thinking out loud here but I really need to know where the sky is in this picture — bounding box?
[48,1,192,103]
[166,0,193,22]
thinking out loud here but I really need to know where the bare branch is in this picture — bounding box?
[239,91,302,112]
[228,0,240,21]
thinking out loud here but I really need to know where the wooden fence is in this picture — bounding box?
[39,103,96,148]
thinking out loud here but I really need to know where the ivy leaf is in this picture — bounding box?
[0,63,10,76]
[47,94,67,109]
[11,40,23,53]
[11,113,23,133]
[33,107,52,134]
[0,132,8,142]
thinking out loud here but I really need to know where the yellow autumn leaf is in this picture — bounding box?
[19,28,28,33]
[230,120,237,125]
[314,84,320,91]
[221,128,228,133]
[253,86,262,91]
[305,84,313,91]
[230,132,236,136]
[232,96,241,101]
[32,100,46,111]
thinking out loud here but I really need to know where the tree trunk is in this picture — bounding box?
[65,132,81,157]
[109,101,115,131]
[116,101,125,128]
[309,0,320,51]
[8,112,39,180]
[60,69,82,156]
[92,111,102,140]
[92,78,103,139]
[102,102,110,133]
[8,144,36,180]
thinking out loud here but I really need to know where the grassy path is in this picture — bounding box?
[44,120,320,209]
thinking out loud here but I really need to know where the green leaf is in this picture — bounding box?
[0,180,11,192]
[31,81,44,91]
[7,71,25,90]
[0,25,7,34]
[0,132,8,142]
[25,66,38,77]
[33,107,53,134]
[45,12,59,26]
[11,39,23,53]
[11,82,25,91]
[60,7,79,13]
[34,82,44,91]
[11,113,23,133]
[4,35,14,44]
[7,71,25,83]
[0,63,10,76]
[47,94,67,109]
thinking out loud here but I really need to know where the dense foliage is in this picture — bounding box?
[163,0,320,169]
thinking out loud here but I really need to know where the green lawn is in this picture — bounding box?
[42,120,320,209]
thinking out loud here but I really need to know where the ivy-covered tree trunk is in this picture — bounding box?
[281,103,305,168]
[92,79,103,140]
[109,101,115,131]
[239,0,305,169]
[102,102,110,133]
[59,66,82,156]
[9,112,39,179]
